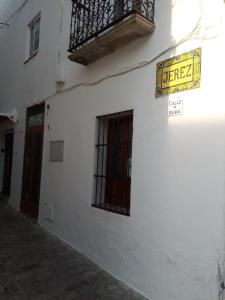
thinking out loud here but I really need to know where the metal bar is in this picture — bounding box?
[92,204,129,216]
[99,117,105,207]
[126,115,132,213]
[95,143,108,147]
[95,174,106,178]
[95,118,101,205]
[110,117,116,212]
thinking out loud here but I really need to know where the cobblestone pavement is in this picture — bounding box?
[0,200,147,300]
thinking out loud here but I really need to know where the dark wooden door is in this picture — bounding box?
[21,103,45,219]
[2,132,14,196]
[105,114,132,210]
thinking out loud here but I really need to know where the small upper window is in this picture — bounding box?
[29,14,40,57]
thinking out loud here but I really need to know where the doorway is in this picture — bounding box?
[2,132,14,197]
[21,103,45,219]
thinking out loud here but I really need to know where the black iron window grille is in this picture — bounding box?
[93,110,133,216]
[68,0,155,53]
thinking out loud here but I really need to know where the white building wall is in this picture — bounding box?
[0,0,25,22]
[1,0,225,299]
[39,41,225,300]
[0,0,62,112]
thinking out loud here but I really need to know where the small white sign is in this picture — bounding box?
[168,98,183,117]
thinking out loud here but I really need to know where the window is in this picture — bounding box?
[29,14,40,57]
[93,110,133,216]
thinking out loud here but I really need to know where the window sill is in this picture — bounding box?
[92,203,130,216]
[24,51,39,64]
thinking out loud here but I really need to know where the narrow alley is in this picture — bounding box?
[0,199,146,300]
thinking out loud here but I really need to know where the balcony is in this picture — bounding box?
[68,0,155,65]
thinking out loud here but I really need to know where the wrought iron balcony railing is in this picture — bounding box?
[68,0,155,54]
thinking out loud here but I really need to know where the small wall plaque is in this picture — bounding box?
[156,48,201,97]
[49,141,64,162]
[168,98,183,117]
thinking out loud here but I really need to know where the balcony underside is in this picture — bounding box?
[68,14,155,65]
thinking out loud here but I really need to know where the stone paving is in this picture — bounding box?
[0,200,147,300]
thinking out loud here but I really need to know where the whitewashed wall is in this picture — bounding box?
[1,0,225,299]
[0,0,25,23]
[0,0,62,112]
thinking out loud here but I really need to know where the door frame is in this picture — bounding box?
[20,102,45,219]
[2,131,14,197]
